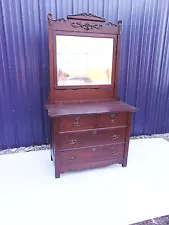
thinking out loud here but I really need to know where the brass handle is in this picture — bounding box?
[92,147,96,152]
[93,130,97,135]
[112,134,120,139]
[112,150,116,154]
[110,119,116,124]
[69,156,76,160]
[73,121,80,127]
[69,140,77,145]
[111,113,115,118]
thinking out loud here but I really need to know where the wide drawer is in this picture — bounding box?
[97,112,128,128]
[60,158,123,173]
[59,115,96,132]
[60,144,125,166]
[58,127,126,150]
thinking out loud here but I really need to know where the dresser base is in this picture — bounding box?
[53,155,124,178]
[46,100,136,178]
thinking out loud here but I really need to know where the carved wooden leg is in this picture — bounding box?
[122,160,127,167]
[55,173,60,178]
[122,113,131,168]
[55,156,60,178]
[55,168,60,178]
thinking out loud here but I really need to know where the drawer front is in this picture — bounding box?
[60,159,123,173]
[59,115,96,132]
[58,128,126,150]
[60,144,125,166]
[97,112,128,128]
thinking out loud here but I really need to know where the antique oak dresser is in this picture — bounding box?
[45,13,136,178]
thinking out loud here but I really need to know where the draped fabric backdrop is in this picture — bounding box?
[0,0,169,150]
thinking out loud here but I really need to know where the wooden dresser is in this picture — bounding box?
[45,13,136,178]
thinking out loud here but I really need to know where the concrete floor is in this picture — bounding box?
[0,138,169,225]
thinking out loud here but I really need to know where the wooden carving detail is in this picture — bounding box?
[118,20,122,34]
[48,13,66,27]
[56,18,66,22]
[48,13,53,27]
[106,22,117,26]
[74,13,104,18]
[68,13,105,22]
[71,22,102,30]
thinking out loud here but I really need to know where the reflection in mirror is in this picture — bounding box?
[56,35,113,86]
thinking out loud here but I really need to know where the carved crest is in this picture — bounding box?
[67,13,105,22]
[47,13,120,33]
[71,22,102,31]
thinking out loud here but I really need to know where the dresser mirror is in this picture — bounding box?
[56,35,114,87]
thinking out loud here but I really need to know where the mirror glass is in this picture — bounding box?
[56,35,113,86]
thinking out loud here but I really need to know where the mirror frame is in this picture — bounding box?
[47,13,122,102]
[54,32,117,89]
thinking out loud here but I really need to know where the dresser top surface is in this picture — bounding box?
[45,100,137,117]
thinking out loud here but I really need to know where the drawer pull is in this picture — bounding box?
[110,119,116,124]
[112,134,120,139]
[69,140,77,145]
[93,130,97,135]
[111,113,115,118]
[73,121,80,127]
[69,156,76,160]
[75,116,79,120]
[92,147,96,152]
[112,151,117,155]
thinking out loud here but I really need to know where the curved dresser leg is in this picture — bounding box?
[51,154,53,161]
[122,161,127,167]
[55,170,60,178]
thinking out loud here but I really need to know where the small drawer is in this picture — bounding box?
[60,144,125,166]
[58,127,126,150]
[59,115,96,132]
[97,112,128,128]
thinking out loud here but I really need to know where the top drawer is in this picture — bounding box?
[97,112,128,128]
[60,115,96,132]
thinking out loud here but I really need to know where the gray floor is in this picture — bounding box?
[132,137,169,225]
[131,215,169,225]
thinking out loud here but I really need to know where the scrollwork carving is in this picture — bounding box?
[67,13,105,22]
[56,18,66,22]
[71,22,102,31]
[77,13,103,19]
[48,13,52,27]
[106,22,117,26]
[48,14,66,27]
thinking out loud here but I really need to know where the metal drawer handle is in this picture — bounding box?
[112,151,117,155]
[92,147,96,152]
[69,140,77,145]
[112,134,120,139]
[93,130,97,135]
[69,156,76,160]
[111,113,115,118]
[110,119,116,124]
[73,121,80,127]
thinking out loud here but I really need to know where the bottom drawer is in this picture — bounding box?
[60,144,125,167]
[60,158,124,173]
